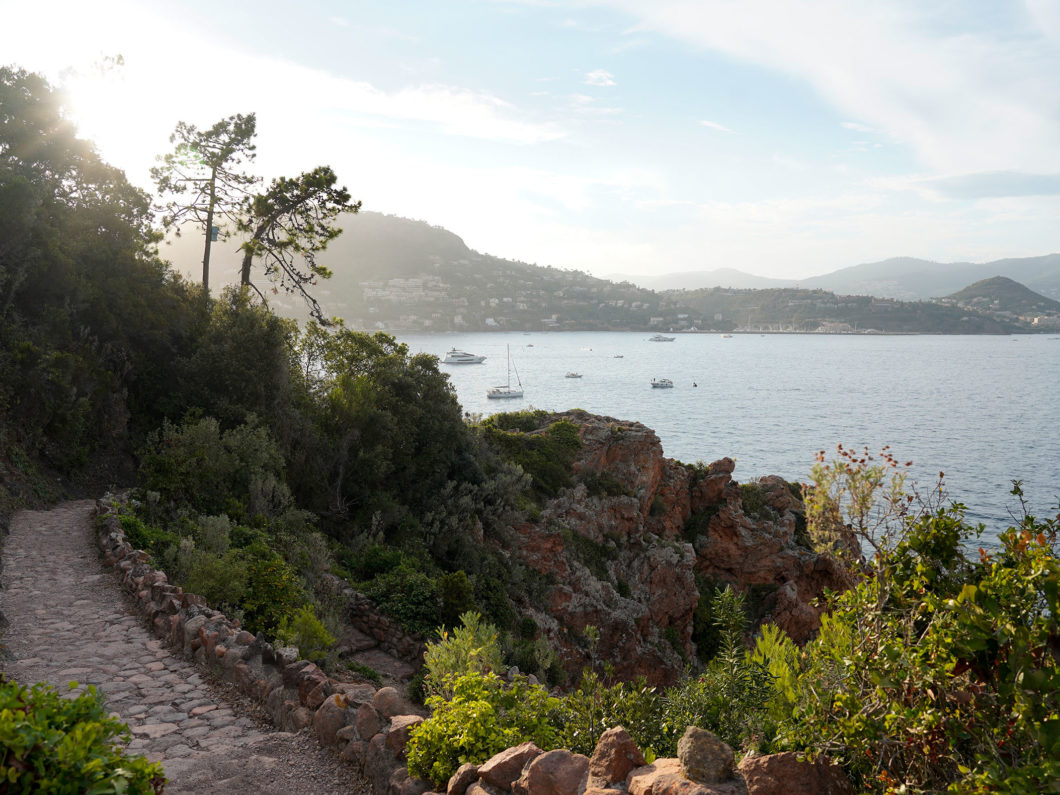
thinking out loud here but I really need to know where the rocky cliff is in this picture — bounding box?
[499,410,853,686]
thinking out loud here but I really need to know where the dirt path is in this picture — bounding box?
[0,501,369,794]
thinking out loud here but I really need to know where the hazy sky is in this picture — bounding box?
[4,0,1059,280]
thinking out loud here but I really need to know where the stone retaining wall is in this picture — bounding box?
[322,573,426,666]
[94,500,435,795]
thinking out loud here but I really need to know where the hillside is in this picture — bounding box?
[664,286,1024,333]
[164,212,692,332]
[633,254,1060,301]
[941,275,1060,320]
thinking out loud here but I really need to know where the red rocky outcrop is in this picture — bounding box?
[505,411,853,684]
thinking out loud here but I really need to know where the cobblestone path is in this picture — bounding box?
[0,501,368,794]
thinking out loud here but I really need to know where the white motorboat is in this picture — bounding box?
[443,348,485,364]
[487,345,524,399]
[651,378,674,388]
[565,372,582,379]
[648,334,675,342]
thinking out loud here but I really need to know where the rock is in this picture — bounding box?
[386,714,425,760]
[737,752,854,795]
[341,739,368,766]
[366,733,401,794]
[446,763,480,795]
[478,742,544,790]
[373,686,404,718]
[627,759,681,795]
[356,702,383,740]
[677,727,734,784]
[313,693,350,747]
[389,766,432,795]
[590,726,646,783]
[512,749,589,795]
[653,774,744,795]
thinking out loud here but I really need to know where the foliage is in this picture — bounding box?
[804,444,915,555]
[422,611,505,700]
[239,553,304,637]
[276,604,336,665]
[559,670,666,758]
[738,481,776,523]
[151,112,258,289]
[138,416,289,520]
[767,494,1060,793]
[237,166,359,321]
[361,564,441,637]
[481,418,582,497]
[0,677,165,794]
[663,587,775,753]
[406,671,561,788]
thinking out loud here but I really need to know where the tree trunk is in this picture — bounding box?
[201,164,218,290]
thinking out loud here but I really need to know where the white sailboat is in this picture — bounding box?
[486,345,524,399]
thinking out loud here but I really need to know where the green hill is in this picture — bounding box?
[943,276,1060,317]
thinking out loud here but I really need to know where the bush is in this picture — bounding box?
[276,604,336,665]
[423,611,505,700]
[663,587,774,753]
[560,670,666,757]
[406,671,561,788]
[0,677,166,793]
[362,564,440,637]
[770,497,1060,793]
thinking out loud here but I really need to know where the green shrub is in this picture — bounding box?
[240,553,304,636]
[0,677,166,793]
[482,419,581,497]
[362,565,440,637]
[407,671,561,788]
[771,498,1060,793]
[560,670,666,757]
[118,513,178,562]
[183,548,249,613]
[663,587,774,753]
[276,605,336,665]
[423,611,505,700]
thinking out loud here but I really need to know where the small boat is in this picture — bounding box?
[565,372,582,379]
[648,334,675,342]
[443,348,485,364]
[651,378,674,389]
[487,345,523,399]
[721,334,733,339]
[613,354,624,359]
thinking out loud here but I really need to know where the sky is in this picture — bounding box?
[3,0,1059,281]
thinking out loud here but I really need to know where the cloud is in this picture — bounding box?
[698,120,735,133]
[841,121,875,133]
[919,171,1060,200]
[585,69,617,86]
[587,1,1060,174]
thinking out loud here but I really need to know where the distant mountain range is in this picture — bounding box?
[627,255,1060,301]
[161,213,1060,332]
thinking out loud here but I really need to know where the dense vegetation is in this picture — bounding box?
[3,65,1058,794]
[407,468,1060,794]
[0,677,166,793]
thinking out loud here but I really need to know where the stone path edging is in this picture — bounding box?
[94,498,431,795]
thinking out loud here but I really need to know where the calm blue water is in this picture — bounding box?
[400,332,1060,538]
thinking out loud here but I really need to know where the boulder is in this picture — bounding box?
[737,752,854,795]
[446,763,480,795]
[356,702,383,740]
[386,714,425,760]
[313,693,350,747]
[478,742,543,790]
[512,749,589,795]
[590,726,646,783]
[373,686,404,718]
[627,759,681,795]
[677,727,734,784]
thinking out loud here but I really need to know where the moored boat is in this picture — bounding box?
[648,334,676,342]
[443,348,485,364]
[487,345,523,399]
[651,378,674,388]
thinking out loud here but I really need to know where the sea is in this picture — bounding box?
[399,331,1060,544]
